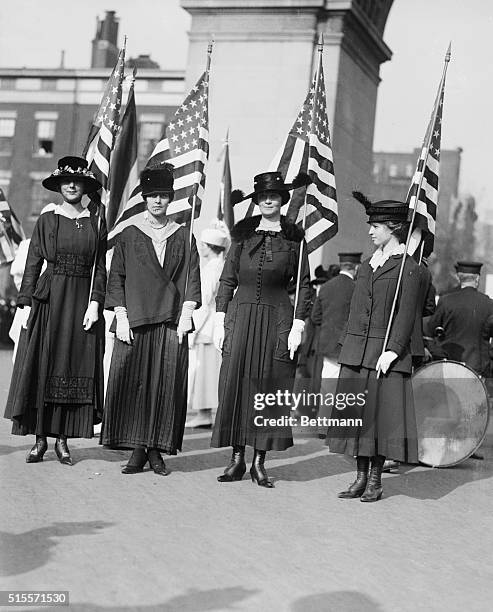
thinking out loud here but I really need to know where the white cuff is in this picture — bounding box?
[215,312,225,325]
[114,306,128,321]
[291,319,305,333]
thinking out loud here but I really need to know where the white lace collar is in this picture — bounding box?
[369,243,405,271]
[256,218,281,233]
[54,203,90,219]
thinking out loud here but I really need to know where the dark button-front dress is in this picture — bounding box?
[4,209,106,438]
[211,216,311,451]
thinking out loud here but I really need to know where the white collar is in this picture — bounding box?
[134,213,182,243]
[55,203,90,219]
[339,270,354,280]
[256,218,281,233]
[369,244,405,271]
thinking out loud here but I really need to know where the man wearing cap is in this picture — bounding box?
[428,261,493,377]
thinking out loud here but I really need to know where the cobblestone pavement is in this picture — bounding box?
[0,349,492,611]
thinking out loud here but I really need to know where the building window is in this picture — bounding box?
[388,164,398,178]
[0,78,16,89]
[29,177,55,219]
[41,79,57,91]
[138,120,164,165]
[372,162,379,177]
[405,163,414,177]
[34,119,56,156]
[0,115,16,156]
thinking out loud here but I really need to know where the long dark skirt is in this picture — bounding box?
[325,365,419,463]
[101,322,188,455]
[5,296,104,440]
[211,303,296,451]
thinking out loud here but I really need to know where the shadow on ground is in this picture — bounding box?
[0,521,113,577]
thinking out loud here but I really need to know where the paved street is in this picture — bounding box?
[0,348,492,611]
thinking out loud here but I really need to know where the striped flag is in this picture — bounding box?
[109,68,210,241]
[407,45,451,258]
[84,45,125,201]
[107,72,138,231]
[267,47,338,270]
[217,132,234,230]
[0,189,25,264]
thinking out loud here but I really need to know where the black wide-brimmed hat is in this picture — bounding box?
[42,156,101,194]
[338,252,362,264]
[455,261,482,274]
[353,191,408,223]
[140,161,175,199]
[231,171,312,206]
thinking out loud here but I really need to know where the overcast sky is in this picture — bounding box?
[1,0,492,220]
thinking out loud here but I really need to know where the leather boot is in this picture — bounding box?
[250,449,274,488]
[122,446,148,474]
[338,456,370,498]
[361,455,385,502]
[26,435,48,463]
[54,436,73,466]
[147,448,169,476]
[217,445,246,482]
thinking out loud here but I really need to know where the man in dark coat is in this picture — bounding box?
[427,261,493,460]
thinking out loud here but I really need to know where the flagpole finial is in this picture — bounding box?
[445,42,452,63]
[208,38,214,55]
[318,33,324,53]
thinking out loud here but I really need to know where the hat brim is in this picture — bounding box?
[248,189,290,206]
[42,173,102,194]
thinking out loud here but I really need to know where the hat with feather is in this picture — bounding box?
[231,171,312,207]
[352,191,409,223]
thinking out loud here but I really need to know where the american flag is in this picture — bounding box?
[0,188,25,264]
[108,67,210,241]
[267,49,337,269]
[407,45,451,258]
[84,45,125,199]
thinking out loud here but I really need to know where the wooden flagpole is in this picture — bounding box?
[377,44,451,377]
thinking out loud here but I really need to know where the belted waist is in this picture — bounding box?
[235,285,291,307]
[53,254,92,277]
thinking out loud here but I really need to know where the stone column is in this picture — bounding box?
[181,0,393,265]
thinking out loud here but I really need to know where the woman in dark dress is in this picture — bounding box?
[102,163,201,475]
[211,171,311,488]
[326,193,420,502]
[5,156,106,465]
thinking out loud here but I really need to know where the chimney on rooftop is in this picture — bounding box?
[91,10,119,68]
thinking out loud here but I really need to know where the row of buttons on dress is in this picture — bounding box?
[255,241,266,303]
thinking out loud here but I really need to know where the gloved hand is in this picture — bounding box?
[83,300,99,331]
[375,350,398,375]
[213,312,225,351]
[288,319,305,360]
[177,301,197,344]
[115,306,133,345]
[20,306,31,330]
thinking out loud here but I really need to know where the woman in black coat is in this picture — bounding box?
[326,193,420,502]
[102,163,201,475]
[211,171,311,487]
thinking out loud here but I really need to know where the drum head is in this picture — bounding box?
[412,360,490,467]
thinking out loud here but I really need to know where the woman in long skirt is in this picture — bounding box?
[326,193,420,502]
[211,171,311,488]
[101,162,201,475]
[4,156,106,465]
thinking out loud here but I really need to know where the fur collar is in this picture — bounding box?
[230,215,304,243]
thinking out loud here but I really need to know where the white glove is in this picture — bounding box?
[20,306,31,330]
[83,300,99,331]
[115,306,133,345]
[213,311,225,351]
[375,350,398,375]
[177,301,196,344]
[288,319,305,360]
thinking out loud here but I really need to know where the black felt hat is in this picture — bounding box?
[353,191,408,223]
[231,171,312,206]
[42,156,101,194]
[338,252,362,264]
[455,261,483,274]
[140,162,175,199]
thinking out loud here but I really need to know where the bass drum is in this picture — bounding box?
[412,360,490,467]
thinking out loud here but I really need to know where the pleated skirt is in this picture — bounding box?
[325,365,419,463]
[101,322,188,454]
[211,303,296,451]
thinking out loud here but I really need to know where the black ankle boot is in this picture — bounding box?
[122,447,148,474]
[147,448,169,476]
[361,455,385,502]
[26,435,48,463]
[338,456,370,498]
[250,449,274,488]
[54,436,73,466]
[217,445,246,482]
